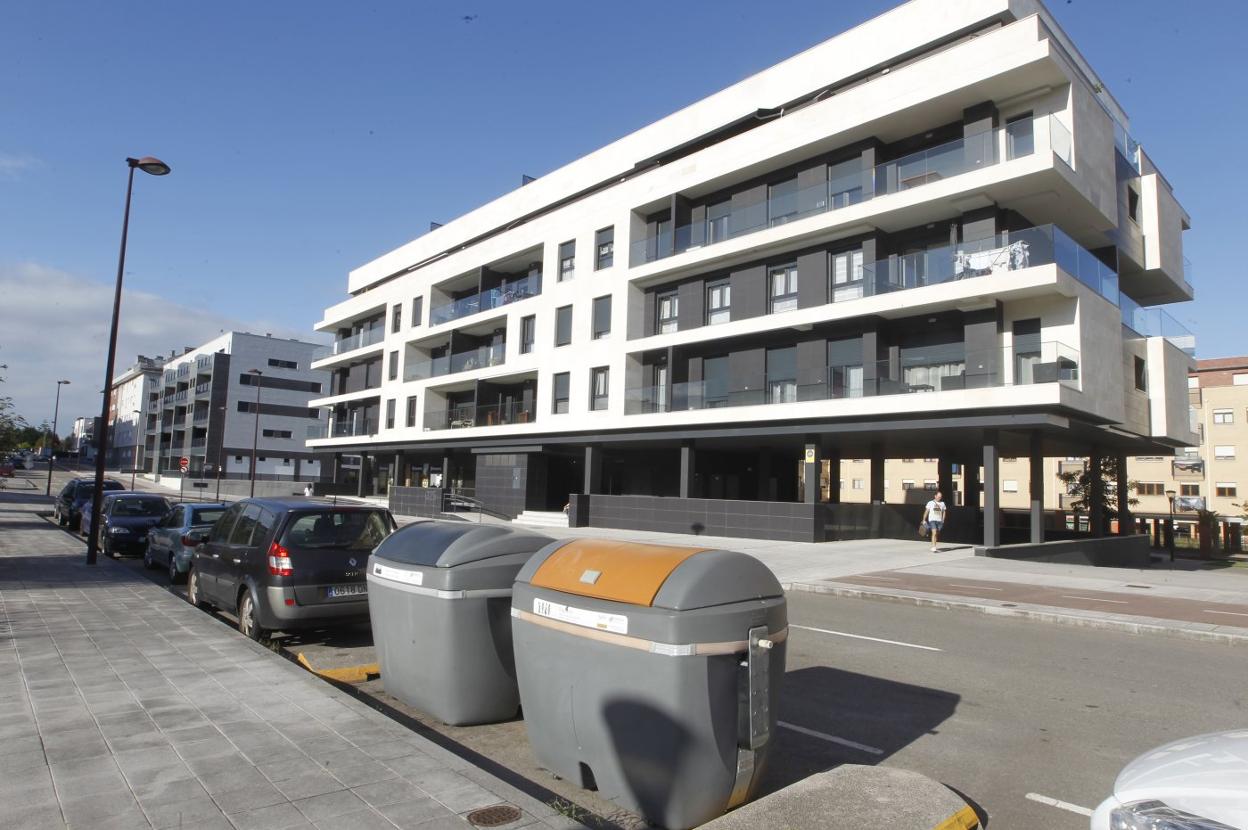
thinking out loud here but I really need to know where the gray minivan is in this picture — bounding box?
[186,497,394,643]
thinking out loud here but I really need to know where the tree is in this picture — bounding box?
[0,396,29,453]
[1056,457,1139,527]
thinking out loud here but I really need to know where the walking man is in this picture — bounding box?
[923,490,947,552]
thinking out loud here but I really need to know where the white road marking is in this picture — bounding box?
[1204,609,1248,618]
[1059,595,1130,605]
[850,575,901,581]
[947,583,1003,591]
[1025,792,1093,817]
[790,624,942,652]
[778,721,884,755]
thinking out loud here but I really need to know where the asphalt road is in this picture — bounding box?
[38,467,1246,828]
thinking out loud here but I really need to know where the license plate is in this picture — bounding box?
[327,584,367,598]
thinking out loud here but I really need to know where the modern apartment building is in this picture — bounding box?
[309,0,1196,546]
[148,332,329,483]
[106,355,165,471]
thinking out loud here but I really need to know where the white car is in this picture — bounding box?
[1091,730,1248,829]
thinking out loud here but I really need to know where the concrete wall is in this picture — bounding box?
[388,486,444,518]
[1148,337,1197,446]
[976,534,1151,567]
[570,494,824,543]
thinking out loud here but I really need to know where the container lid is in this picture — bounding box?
[528,538,711,607]
[372,520,551,568]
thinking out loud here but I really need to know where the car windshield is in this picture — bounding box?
[281,510,391,550]
[113,498,169,517]
[191,508,226,525]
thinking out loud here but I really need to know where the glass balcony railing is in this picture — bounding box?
[308,417,378,439]
[625,343,1080,415]
[424,401,536,431]
[403,344,506,382]
[312,327,385,361]
[430,273,543,327]
[194,382,210,395]
[1113,119,1141,173]
[630,117,1071,267]
[1121,296,1196,355]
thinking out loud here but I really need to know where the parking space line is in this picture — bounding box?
[948,583,1003,591]
[790,623,942,652]
[1205,609,1248,618]
[778,721,884,755]
[1024,792,1093,816]
[1059,595,1130,605]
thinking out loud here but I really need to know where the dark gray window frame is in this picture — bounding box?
[555,305,573,347]
[595,227,614,270]
[552,372,570,414]
[592,295,611,340]
[590,366,609,411]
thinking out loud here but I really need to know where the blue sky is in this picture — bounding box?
[2,0,1245,424]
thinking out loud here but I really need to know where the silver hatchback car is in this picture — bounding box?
[145,502,229,583]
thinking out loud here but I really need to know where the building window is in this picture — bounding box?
[706,280,730,325]
[924,480,938,491]
[595,227,614,270]
[706,200,730,244]
[412,296,423,327]
[1188,376,1199,389]
[1214,445,1236,460]
[1216,482,1238,498]
[552,372,570,414]
[1134,356,1146,391]
[590,367,609,411]
[555,306,573,346]
[1137,482,1165,496]
[267,358,298,370]
[385,399,396,430]
[1214,409,1234,424]
[261,429,293,439]
[1005,112,1034,159]
[559,240,575,281]
[851,479,863,490]
[831,250,864,297]
[657,290,679,334]
[768,177,798,226]
[520,315,536,354]
[1127,187,1140,223]
[1003,480,1018,493]
[388,350,399,381]
[392,304,402,333]
[592,295,612,339]
[1181,483,1200,497]
[769,264,798,313]
[406,396,418,428]
[766,346,796,404]
[901,480,915,490]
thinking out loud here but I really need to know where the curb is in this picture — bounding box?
[785,581,1248,646]
[295,652,381,683]
[932,805,980,830]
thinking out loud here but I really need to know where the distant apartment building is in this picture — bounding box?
[308,0,1195,546]
[70,416,96,460]
[106,354,165,471]
[147,332,329,482]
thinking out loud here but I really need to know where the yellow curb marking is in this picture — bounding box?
[296,652,380,684]
[932,805,979,830]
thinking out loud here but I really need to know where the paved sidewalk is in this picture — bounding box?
[0,488,577,830]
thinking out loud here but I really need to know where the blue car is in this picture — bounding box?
[81,492,172,558]
[144,501,228,583]
[54,477,125,528]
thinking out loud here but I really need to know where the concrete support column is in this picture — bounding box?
[442,455,452,490]
[869,443,885,503]
[826,447,842,504]
[332,453,342,483]
[1115,455,1131,535]
[983,430,1000,548]
[1089,449,1104,536]
[803,437,821,505]
[1029,432,1045,545]
[964,462,981,510]
[357,455,369,498]
[757,451,773,501]
[679,441,696,499]
[937,458,954,504]
[583,445,601,495]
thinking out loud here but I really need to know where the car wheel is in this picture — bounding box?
[186,568,209,610]
[237,591,270,645]
[56,506,66,526]
[143,547,154,569]
[168,555,184,585]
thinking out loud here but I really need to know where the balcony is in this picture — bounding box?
[196,355,213,373]
[1171,458,1204,477]
[193,410,210,425]
[625,342,1080,415]
[629,116,1072,266]
[312,327,384,361]
[194,382,211,395]
[173,390,188,404]
[404,344,505,382]
[308,417,378,440]
[429,273,542,327]
[177,364,190,379]
[1121,296,1195,355]
[424,401,535,431]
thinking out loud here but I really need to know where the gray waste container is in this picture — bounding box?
[367,520,551,725]
[511,538,787,830]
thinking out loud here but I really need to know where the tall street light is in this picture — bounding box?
[247,369,262,497]
[1165,488,1177,563]
[86,156,170,566]
[130,409,142,490]
[45,379,70,496]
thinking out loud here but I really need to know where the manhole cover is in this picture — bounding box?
[466,805,523,827]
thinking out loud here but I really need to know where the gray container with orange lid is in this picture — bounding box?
[366,520,551,726]
[510,538,786,830]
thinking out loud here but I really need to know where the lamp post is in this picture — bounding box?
[1165,488,1177,563]
[247,369,262,497]
[130,409,141,490]
[45,380,70,496]
[86,156,170,566]
[213,405,225,502]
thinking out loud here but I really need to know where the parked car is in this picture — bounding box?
[186,498,395,643]
[81,492,172,557]
[145,502,228,583]
[54,477,125,528]
[0,458,14,477]
[1090,729,1248,829]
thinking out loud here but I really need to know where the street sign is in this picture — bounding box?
[179,456,190,473]
[804,448,816,464]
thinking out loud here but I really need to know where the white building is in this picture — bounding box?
[107,355,165,471]
[309,0,1195,546]
[149,333,329,483]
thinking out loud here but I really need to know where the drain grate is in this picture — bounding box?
[466,805,523,827]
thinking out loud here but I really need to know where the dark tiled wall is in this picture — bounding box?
[570,494,823,543]
[474,453,529,519]
[388,486,444,517]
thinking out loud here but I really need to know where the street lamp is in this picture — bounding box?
[130,409,141,490]
[1165,489,1177,563]
[247,369,262,497]
[45,379,70,496]
[213,404,226,502]
[86,156,170,566]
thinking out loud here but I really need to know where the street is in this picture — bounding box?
[44,462,1237,829]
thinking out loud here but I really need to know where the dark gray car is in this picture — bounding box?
[186,498,394,643]
[145,502,228,583]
